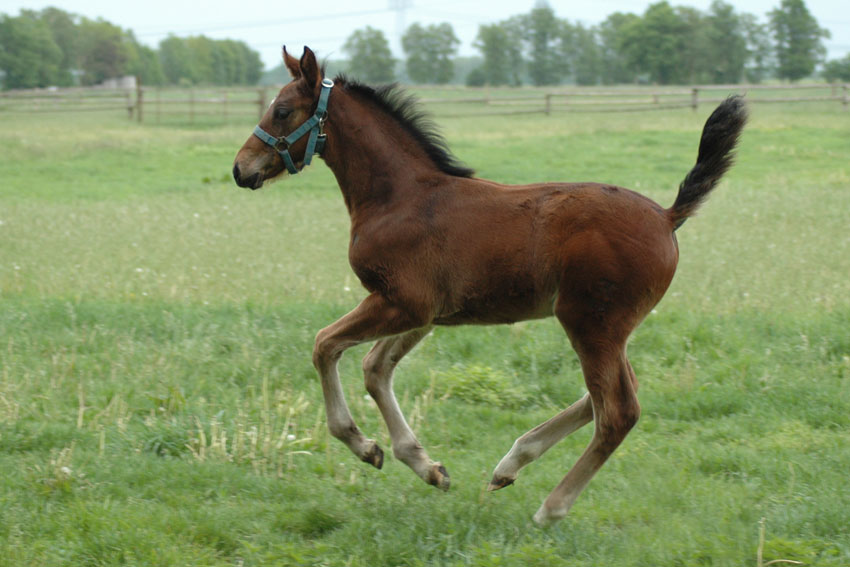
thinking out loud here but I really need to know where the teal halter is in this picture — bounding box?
[253,77,334,175]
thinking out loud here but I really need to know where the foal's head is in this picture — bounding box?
[233,47,325,189]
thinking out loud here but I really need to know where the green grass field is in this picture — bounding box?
[1,95,849,566]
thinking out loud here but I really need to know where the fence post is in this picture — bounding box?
[544,93,552,115]
[136,78,143,123]
[189,88,195,124]
[257,87,267,121]
[843,84,849,111]
[691,87,699,112]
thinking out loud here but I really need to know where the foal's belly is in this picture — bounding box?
[433,291,556,326]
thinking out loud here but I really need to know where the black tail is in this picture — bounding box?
[670,96,748,230]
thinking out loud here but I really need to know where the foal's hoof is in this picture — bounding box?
[361,443,384,470]
[427,463,451,491]
[486,474,515,491]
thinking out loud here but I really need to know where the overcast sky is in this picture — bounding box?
[2,0,847,70]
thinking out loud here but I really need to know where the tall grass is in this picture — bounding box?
[0,98,848,565]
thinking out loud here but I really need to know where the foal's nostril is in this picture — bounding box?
[232,164,241,183]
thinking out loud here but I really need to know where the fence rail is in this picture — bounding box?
[1,82,847,122]
[0,86,136,116]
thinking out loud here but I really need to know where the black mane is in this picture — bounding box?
[334,75,475,178]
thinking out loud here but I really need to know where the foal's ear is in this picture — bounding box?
[299,46,322,91]
[282,46,301,79]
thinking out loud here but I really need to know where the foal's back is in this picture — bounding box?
[420,178,680,329]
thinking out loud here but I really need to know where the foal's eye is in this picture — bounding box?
[274,107,292,121]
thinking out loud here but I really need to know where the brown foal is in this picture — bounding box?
[233,46,747,525]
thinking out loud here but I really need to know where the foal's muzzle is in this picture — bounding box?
[232,164,262,190]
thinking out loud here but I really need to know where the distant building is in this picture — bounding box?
[98,76,137,89]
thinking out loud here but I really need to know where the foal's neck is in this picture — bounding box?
[321,88,442,217]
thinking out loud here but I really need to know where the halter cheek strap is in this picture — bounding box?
[253,77,334,175]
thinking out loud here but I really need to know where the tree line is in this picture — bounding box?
[344,0,846,86]
[3,1,849,91]
[0,7,262,89]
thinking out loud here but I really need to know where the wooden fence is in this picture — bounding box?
[1,82,848,123]
[418,83,850,117]
[0,86,136,116]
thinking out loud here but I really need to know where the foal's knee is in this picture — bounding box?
[312,328,339,370]
[362,344,403,398]
[362,348,393,395]
[362,358,385,398]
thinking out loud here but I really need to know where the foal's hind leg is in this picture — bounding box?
[488,333,642,491]
[312,293,428,470]
[363,327,449,489]
[533,343,640,525]
[488,393,593,491]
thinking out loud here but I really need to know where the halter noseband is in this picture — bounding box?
[252,77,334,175]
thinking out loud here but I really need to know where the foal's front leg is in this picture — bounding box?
[312,293,429,471]
[363,327,450,489]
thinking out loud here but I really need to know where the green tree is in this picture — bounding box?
[769,0,829,81]
[560,22,600,85]
[159,36,192,85]
[521,2,565,86]
[210,39,236,84]
[128,43,165,86]
[217,40,258,85]
[157,35,260,86]
[822,54,850,82]
[234,42,263,85]
[212,40,261,85]
[185,36,216,84]
[706,1,747,83]
[343,26,395,83]
[741,13,774,82]
[676,6,711,83]
[597,12,640,84]
[620,2,689,84]
[402,23,460,84]
[34,7,78,86]
[0,14,64,89]
[473,22,523,86]
[465,66,486,87]
[823,54,850,82]
[76,18,132,85]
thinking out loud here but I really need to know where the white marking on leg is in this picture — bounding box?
[363,328,447,486]
[490,393,593,489]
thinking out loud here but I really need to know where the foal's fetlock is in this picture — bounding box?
[360,441,385,469]
[426,463,451,491]
[532,502,568,527]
